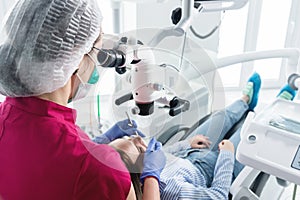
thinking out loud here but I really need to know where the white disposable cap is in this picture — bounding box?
[0,0,103,97]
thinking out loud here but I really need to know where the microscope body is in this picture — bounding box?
[99,36,190,116]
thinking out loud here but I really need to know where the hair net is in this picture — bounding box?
[0,0,103,97]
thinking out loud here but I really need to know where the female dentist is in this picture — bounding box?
[0,0,165,199]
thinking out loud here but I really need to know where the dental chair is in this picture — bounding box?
[157,109,249,146]
[157,110,290,200]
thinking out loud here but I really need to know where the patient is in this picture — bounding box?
[109,72,297,200]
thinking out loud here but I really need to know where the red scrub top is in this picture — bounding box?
[0,97,131,200]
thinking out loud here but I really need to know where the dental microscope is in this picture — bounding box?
[96,0,250,117]
[96,36,190,117]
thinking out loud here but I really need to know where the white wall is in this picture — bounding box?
[135,0,221,52]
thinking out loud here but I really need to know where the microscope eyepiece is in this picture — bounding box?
[97,49,126,68]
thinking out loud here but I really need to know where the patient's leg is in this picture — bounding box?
[230,83,297,181]
[187,100,248,151]
[187,72,261,151]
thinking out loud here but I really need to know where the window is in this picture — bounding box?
[98,1,114,34]
[218,5,248,88]
[218,0,293,89]
[254,0,292,86]
[96,1,137,95]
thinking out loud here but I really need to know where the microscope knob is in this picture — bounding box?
[171,7,182,25]
[115,66,127,74]
[131,106,140,115]
[120,37,128,44]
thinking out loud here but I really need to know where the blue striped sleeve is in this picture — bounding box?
[178,150,234,199]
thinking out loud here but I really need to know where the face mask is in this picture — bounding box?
[69,66,100,102]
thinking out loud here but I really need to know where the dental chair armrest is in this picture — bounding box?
[230,166,260,199]
[157,125,189,145]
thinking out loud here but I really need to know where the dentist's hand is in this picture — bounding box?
[140,138,166,184]
[103,119,145,142]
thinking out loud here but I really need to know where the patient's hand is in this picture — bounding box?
[189,135,211,149]
[218,140,234,153]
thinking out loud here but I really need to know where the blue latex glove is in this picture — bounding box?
[94,119,145,144]
[140,138,166,184]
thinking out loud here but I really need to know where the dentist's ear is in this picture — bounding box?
[68,69,80,102]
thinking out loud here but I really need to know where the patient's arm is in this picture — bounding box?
[178,150,234,199]
[211,150,234,198]
[163,140,191,154]
[163,135,211,154]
